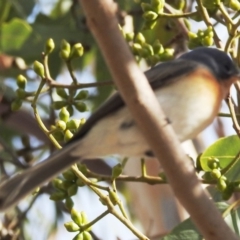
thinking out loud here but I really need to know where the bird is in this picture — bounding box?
[0,47,239,211]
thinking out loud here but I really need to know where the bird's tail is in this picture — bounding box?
[0,143,81,212]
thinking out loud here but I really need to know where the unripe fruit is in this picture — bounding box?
[74,102,87,112]
[70,43,84,59]
[17,75,27,89]
[50,191,67,201]
[68,184,78,197]
[65,197,74,211]
[75,90,89,100]
[55,120,66,131]
[71,208,82,226]
[33,61,45,78]
[82,231,92,240]
[211,169,221,179]
[143,11,158,21]
[64,129,73,142]
[64,221,80,232]
[62,169,76,181]
[45,38,55,54]
[59,107,70,122]
[56,88,68,99]
[11,99,22,111]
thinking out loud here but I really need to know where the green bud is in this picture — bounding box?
[81,211,89,226]
[62,180,75,190]
[109,190,118,205]
[74,102,87,112]
[16,88,26,99]
[75,90,89,100]
[80,118,86,127]
[76,178,85,187]
[52,101,67,110]
[52,178,63,190]
[188,31,198,40]
[33,61,45,78]
[151,0,165,13]
[64,129,73,142]
[211,169,221,179]
[201,36,214,46]
[153,40,164,54]
[59,107,70,122]
[132,43,142,55]
[62,169,77,181]
[135,33,145,45]
[205,26,214,37]
[60,49,70,60]
[207,158,220,170]
[70,43,84,59]
[17,75,27,89]
[50,190,67,201]
[148,55,160,65]
[112,163,122,179]
[73,233,84,240]
[61,39,71,52]
[45,38,55,55]
[143,19,157,29]
[197,29,204,37]
[217,177,227,192]
[52,131,64,142]
[143,11,158,21]
[64,221,80,232]
[67,119,81,130]
[56,88,68,99]
[142,43,154,56]
[125,32,134,42]
[159,48,174,61]
[67,104,74,116]
[77,164,88,174]
[68,184,78,197]
[71,208,82,226]
[65,197,74,211]
[228,0,240,10]
[11,99,22,111]
[82,231,92,240]
[56,120,66,131]
[141,3,153,12]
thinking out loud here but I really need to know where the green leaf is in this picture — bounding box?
[162,202,240,239]
[1,18,32,52]
[199,135,240,172]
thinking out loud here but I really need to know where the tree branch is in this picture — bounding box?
[79,0,238,239]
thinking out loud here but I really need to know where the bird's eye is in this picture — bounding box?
[223,63,232,73]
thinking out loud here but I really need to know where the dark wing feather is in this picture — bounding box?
[69,59,199,142]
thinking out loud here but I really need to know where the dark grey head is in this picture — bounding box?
[180,47,240,81]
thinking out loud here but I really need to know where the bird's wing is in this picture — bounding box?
[70,59,200,142]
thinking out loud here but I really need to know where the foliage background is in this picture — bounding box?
[1,0,240,239]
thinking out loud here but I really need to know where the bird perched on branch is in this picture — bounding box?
[0,47,239,211]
